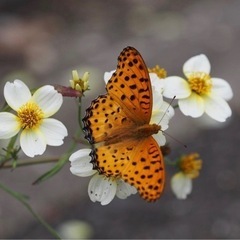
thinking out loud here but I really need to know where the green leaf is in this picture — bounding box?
[33,154,68,185]
[33,143,77,185]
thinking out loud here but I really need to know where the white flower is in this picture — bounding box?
[171,172,192,199]
[151,73,174,145]
[162,54,233,122]
[104,70,174,146]
[69,149,137,205]
[171,153,202,199]
[0,80,68,157]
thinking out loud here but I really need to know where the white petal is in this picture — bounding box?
[88,174,117,205]
[178,93,205,118]
[183,54,211,77]
[150,73,164,95]
[69,149,96,177]
[152,86,164,107]
[163,77,191,99]
[211,78,233,101]
[204,95,232,122]
[103,70,115,84]
[171,172,192,199]
[152,101,174,128]
[39,118,68,146]
[161,101,175,119]
[162,101,175,117]
[32,85,63,118]
[0,112,21,139]
[150,109,164,126]
[153,132,166,146]
[116,179,137,199]
[20,129,46,157]
[4,79,31,111]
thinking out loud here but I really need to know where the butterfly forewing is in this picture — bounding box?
[106,47,153,124]
[83,94,134,144]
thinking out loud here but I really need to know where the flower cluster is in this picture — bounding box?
[0,52,233,206]
[69,54,233,205]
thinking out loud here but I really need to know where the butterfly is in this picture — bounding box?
[83,46,165,202]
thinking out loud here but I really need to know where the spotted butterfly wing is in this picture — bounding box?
[106,47,152,124]
[83,94,135,145]
[83,46,165,201]
[90,137,164,201]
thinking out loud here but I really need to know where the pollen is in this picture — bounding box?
[148,65,167,79]
[179,153,202,179]
[17,102,44,129]
[188,72,212,95]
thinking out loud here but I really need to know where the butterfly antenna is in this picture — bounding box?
[158,96,187,148]
[161,130,187,148]
[158,96,176,125]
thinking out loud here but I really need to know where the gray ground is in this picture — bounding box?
[0,0,240,238]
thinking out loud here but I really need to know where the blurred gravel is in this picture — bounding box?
[0,0,239,238]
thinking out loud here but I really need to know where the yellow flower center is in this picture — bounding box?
[179,153,202,179]
[17,102,44,129]
[188,72,212,95]
[148,65,167,79]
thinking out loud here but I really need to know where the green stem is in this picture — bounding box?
[32,128,81,185]
[1,102,11,112]
[164,157,178,166]
[1,157,59,169]
[78,97,84,131]
[0,135,19,167]
[6,134,19,158]
[0,182,61,239]
[76,97,89,145]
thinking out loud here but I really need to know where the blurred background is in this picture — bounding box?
[0,0,240,238]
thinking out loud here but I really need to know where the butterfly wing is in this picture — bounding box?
[123,136,165,201]
[83,46,153,143]
[106,46,153,125]
[83,94,134,144]
[83,46,165,201]
[92,136,164,201]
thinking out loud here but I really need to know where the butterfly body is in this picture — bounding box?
[83,46,165,201]
[103,123,161,146]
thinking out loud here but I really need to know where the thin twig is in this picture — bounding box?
[1,157,59,169]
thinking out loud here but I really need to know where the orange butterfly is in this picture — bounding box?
[83,46,165,202]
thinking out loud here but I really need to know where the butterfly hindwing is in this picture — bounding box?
[92,136,164,202]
